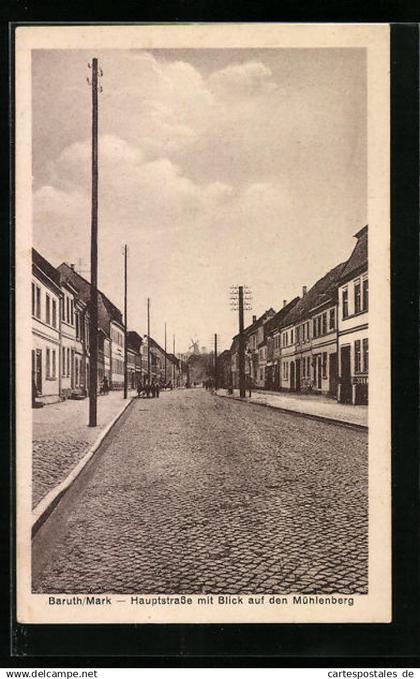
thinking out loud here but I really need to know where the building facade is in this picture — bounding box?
[337,226,368,405]
[32,249,62,404]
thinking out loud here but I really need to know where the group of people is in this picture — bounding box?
[137,378,169,399]
[203,377,215,392]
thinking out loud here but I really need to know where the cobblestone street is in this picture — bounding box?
[32,390,136,508]
[32,388,368,595]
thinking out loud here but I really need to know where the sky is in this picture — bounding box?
[32,48,366,353]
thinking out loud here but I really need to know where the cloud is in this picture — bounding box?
[208,61,277,99]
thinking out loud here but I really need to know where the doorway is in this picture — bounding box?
[340,345,352,403]
[329,352,338,396]
[33,348,42,394]
[290,361,295,391]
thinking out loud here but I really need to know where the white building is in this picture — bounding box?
[60,279,77,399]
[32,249,61,404]
[337,226,368,405]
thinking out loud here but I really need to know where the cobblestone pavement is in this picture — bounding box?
[33,388,368,594]
[32,390,136,508]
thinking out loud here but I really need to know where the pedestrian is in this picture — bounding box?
[155,382,160,398]
[137,379,143,398]
[103,376,109,395]
[246,374,252,398]
[151,380,156,398]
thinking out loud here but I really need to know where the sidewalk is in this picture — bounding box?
[216,388,368,428]
[32,390,137,509]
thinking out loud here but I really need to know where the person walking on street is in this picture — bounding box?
[155,382,160,398]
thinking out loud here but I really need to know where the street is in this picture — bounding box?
[32,388,368,595]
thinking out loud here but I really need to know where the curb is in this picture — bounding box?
[32,397,135,537]
[216,393,368,432]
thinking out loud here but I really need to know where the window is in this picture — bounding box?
[67,347,70,376]
[61,297,65,320]
[322,352,327,378]
[313,319,317,338]
[52,299,57,328]
[46,348,50,378]
[322,313,327,336]
[34,285,41,319]
[302,358,306,378]
[296,326,300,343]
[329,308,336,330]
[46,294,51,325]
[362,338,369,373]
[62,347,66,376]
[66,297,70,323]
[307,356,311,377]
[342,288,349,319]
[307,322,310,339]
[290,329,294,344]
[70,299,74,326]
[76,312,80,338]
[52,350,56,379]
[354,279,361,314]
[32,283,35,316]
[362,278,369,311]
[317,317,322,337]
[355,340,361,373]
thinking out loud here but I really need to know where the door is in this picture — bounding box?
[340,346,352,403]
[329,352,338,396]
[35,349,42,393]
[290,361,295,391]
[295,359,301,392]
[317,355,322,389]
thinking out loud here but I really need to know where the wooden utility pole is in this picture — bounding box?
[147,297,151,382]
[88,58,99,427]
[214,333,218,391]
[164,322,167,385]
[238,285,246,398]
[123,244,128,399]
[173,334,176,387]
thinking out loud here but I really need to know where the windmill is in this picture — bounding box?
[189,338,200,355]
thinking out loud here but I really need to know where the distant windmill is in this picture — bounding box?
[189,338,200,355]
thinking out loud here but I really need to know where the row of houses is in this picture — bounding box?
[32,249,184,404]
[227,225,368,405]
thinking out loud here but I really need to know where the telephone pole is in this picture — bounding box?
[230,285,252,399]
[173,334,176,387]
[214,333,218,391]
[164,322,167,385]
[123,244,128,399]
[147,297,151,382]
[88,58,100,427]
[238,286,245,398]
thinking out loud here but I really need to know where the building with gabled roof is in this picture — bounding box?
[279,262,346,394]
[32,249,62,404]
[57,262,125,389]
[337,225,368,404]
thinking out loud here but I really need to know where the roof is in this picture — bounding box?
[127,330,143,352]
[265,297,300,336]
[282,262,346,327]
[32,248,61,289]
[339,225,368,282]
[232,308,276,341]
[58,263,123,334]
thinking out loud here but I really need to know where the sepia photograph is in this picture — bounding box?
[15,24,391,624]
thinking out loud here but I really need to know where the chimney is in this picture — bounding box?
[302,285,307,296]
[69,263,75,271]
[252,315,257,323]
[283,299,287,308]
